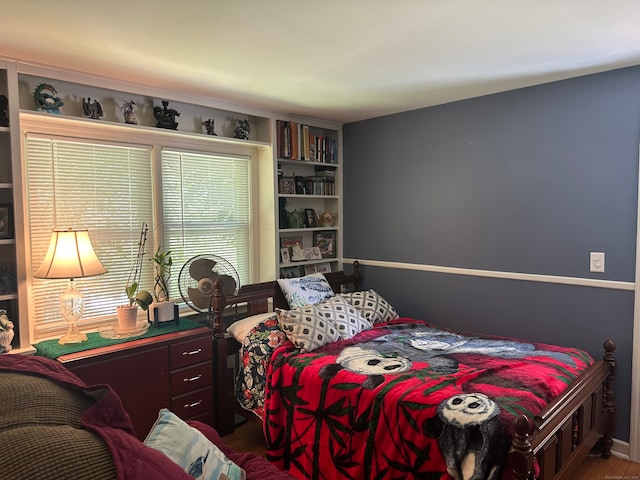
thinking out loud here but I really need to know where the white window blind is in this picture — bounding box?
[160,149,253,298]
[25,135,155,337]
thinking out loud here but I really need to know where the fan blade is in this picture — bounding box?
[217,275,237,296]
[189,257,217,281]
[187,287,212,310]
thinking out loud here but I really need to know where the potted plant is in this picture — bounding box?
[117,224,153,330]
[148,247,176,324]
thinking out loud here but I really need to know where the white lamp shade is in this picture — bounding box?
[35,229,108,279]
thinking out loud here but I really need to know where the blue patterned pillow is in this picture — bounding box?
[277,273,335,308]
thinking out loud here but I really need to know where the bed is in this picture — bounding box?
[211,261,616,480]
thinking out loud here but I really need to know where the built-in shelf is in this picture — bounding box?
[0,183,12,189]
[0,127,9,133]
[0,293,17,301]
[0,239,15,245]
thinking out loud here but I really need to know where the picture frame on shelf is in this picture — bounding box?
[291,245,305,262]
[315,262,332,274]
[279,177,296,195]
[304,264,317,275]
[303,247,322,261]
[305,208,317,228]
[281,265,303,279]
[0,205,12,239]
[280,236,302,255]
[313,230,336,258]
[280,248,291,264]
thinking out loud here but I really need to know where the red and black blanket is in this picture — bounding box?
[262,319,593,480]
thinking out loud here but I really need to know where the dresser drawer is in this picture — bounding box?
[171,386,213,419]
[169,336,212,370]
[170,362,213,397]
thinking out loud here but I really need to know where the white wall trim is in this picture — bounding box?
[343,258,635,291]
[629,145,640,463]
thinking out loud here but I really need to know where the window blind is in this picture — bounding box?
[160,149,253,300]
[25,135,155,336]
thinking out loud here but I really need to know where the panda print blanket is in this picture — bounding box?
[260,319,593,480]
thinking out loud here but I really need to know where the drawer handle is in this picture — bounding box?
[182,348,202,356]
[184,399,203,409]
[183,374,203,383]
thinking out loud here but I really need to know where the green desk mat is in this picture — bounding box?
[35,318,207,360]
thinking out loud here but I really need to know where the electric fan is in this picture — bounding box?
[178,254,240,314]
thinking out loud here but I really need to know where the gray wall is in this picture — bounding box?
[343,65,640,441]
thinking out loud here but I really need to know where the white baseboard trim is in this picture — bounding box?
[612,438,630,460]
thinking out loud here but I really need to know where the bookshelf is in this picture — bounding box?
[0,60,23,351]
[275,120,342,279]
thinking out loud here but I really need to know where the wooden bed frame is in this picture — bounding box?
[210,261,616,480]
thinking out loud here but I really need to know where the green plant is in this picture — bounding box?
[150,247,173,302]
[125,223,153,310]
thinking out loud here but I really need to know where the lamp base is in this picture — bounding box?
[58,323,88,344]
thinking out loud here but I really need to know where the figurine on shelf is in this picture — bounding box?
[153,100,180,130]
[234,119,251,140]
[33,83,64,114]
[82,97,103,120]
[0,95,8,127]
[202,118,217,135]
[0,309,14,354]
[120,100,138,125]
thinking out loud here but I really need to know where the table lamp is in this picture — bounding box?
[34,228,107,344]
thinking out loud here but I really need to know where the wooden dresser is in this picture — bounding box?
[58,326,213,439]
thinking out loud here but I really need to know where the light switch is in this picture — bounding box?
[590,252,605,273]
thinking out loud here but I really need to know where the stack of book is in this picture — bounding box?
[277,120,337,163]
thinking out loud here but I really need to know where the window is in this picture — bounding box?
[160,149,253,298]
[23,123,257,340]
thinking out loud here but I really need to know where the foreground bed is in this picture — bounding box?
[211,262,616,480]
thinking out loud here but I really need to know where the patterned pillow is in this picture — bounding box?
[319,296,372,339]
[340,289,399,324]
[277,273,335,309]
[236,316,286,417]
[278,304,340,352]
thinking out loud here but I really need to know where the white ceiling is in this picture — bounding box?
[2,1,640,123]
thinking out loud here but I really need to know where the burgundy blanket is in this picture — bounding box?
[263,319,593,480]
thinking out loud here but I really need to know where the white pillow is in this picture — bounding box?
[340,289,399,324]
[277,273,335,309]
[226,312,278,343]
[144,409,246,480]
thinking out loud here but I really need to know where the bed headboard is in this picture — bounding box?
[210,261,361,338]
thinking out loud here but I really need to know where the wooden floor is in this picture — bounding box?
[223,422,640,479]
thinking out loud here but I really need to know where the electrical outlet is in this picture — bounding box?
[590,252,605,273]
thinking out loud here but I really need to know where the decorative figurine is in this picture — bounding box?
[82,97,103,120]
[33,83,64,114]
[202,118,217,135]
[0,95,8,127]
[153,100,180,130]
[120,100,138,125]
[234,119,251,140]
[0,309,14,354]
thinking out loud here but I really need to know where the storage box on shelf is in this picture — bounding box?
[275,120,341,279]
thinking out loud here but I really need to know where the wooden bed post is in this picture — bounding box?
[211,278,234,435]
[509,414,535,480]
[352,260,361,291]
[602,338,617,458]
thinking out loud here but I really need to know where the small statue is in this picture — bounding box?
[234,119,251,140]
[33,83,64,114]
[120,100,138,125]
[153,100,180,130]
[0,95,8,127]
[82,97,103,120]
[202,118,217,135]
[0,309,14,354]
